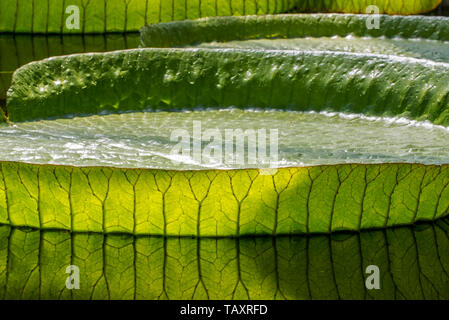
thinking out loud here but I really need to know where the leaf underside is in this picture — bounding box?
[1,162,449,236]
[0,0,442,34]
[0,0,295,33]
[295,0,442,14]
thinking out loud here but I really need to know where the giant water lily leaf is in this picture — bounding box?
[141,14,449,48]
[0,110,449,235]
[143,15,449,68]
[4,48,449,235]
[2,220,449,299]
[1,162,449,236]
[141,14,449,64]
[0,0,442,34]
[5,48,449,125]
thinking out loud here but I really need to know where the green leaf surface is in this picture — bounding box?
[5,48,449,125]
[141,14,449,47]
[0,1,442,34]
[2,220,449,299]
[1,109,449,169]
[1,162,449,236]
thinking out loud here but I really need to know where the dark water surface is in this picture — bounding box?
[1,219,449,299]
[0,33,140,102]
